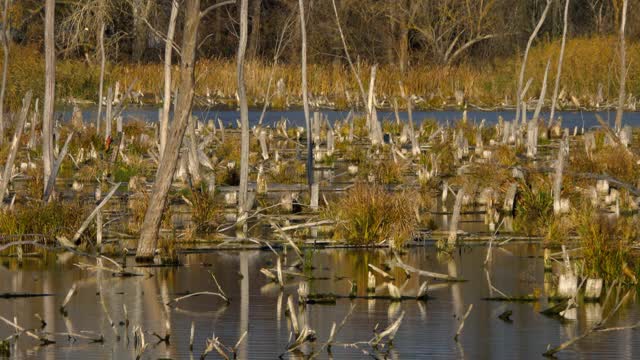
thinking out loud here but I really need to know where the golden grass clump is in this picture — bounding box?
[513,182,554,237]
[327,183,419,248]
[185,183,223,234]
[573,203,639,283]
[0,200,92,246]
[570,143,639,185]
[269,160,306,184]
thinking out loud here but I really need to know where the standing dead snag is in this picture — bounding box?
[298,0,314,193]
[615,0,628,132]
[0,91,31,207]
[238,0,250,214]
[42,0,56,195]
[0,0,11,146]
[160,0,179,158]
[515,0,551,123]
[137,0,208,261]
[553,133,569,214]
[549,0,570,128]
[96,21,105,132]
[136,0,236,261]
[446,188,465,247]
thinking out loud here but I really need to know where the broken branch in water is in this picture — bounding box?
[168,291,230,307]
[201,330,247,360]
[388,253,465,282]
[368,263,394,281]
[371,311,405,347]
[169,272,229,306]
[59,282,77,316]
[0,315,55,345]
[454,304,474,341]
[543,290,633,357]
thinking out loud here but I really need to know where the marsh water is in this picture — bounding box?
[62,106,640,130]
[1,244,639,359]
[4,107,639,359]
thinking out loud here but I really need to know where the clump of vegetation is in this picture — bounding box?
[269,160,306,184]
[513,182,554,237]
[327,183,419,248]
[0,200,92,251]
[571,142,640,184]
[574,204,639,283]
[185,183,222,234]
[128,191,173,235]
[360,157,406,184]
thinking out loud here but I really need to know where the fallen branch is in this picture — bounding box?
[388,253,465,282]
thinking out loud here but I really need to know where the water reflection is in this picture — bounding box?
[0,245,638,359]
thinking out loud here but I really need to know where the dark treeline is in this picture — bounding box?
[9,0,640,68]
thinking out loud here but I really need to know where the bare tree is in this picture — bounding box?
[404,0,503,65]
[0,91,31,207]
[247,0,261,58]
[549,0,570,129]
[298,0,312,190]
[0,0,11,146]
[330,0,367,109]
[136,0,235,261]
[615,0,628,132]
[131,0,154,62]
[238,0,250,213]
[515,0,551,124]
[160,0,179,158]
[43,0,56,195]
[96,20,106,132]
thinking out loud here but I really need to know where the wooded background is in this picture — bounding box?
[9,0,638,67]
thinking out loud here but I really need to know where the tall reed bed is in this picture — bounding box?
[1,37,639,110]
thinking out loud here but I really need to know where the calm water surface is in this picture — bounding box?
[1,244,638,359]
[62,107,640,130]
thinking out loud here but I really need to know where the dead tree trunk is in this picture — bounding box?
[549,0,570,128]
[238,0,250,213]
[187,115,201,183]
[247,0,262,59]
[299,0,313,190]
[615,0,628,132]
[0,91,31,207]
[96,21,105,132]
[136,0,201,261]
[515,0,551,123]
[0,0,11,146]
[160,0,179,158]
[42,0,56,195]
[131,0,153,62]
[397,0,409,74]
[330,0,367,108]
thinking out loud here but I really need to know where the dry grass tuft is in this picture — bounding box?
[327,183,420,248]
